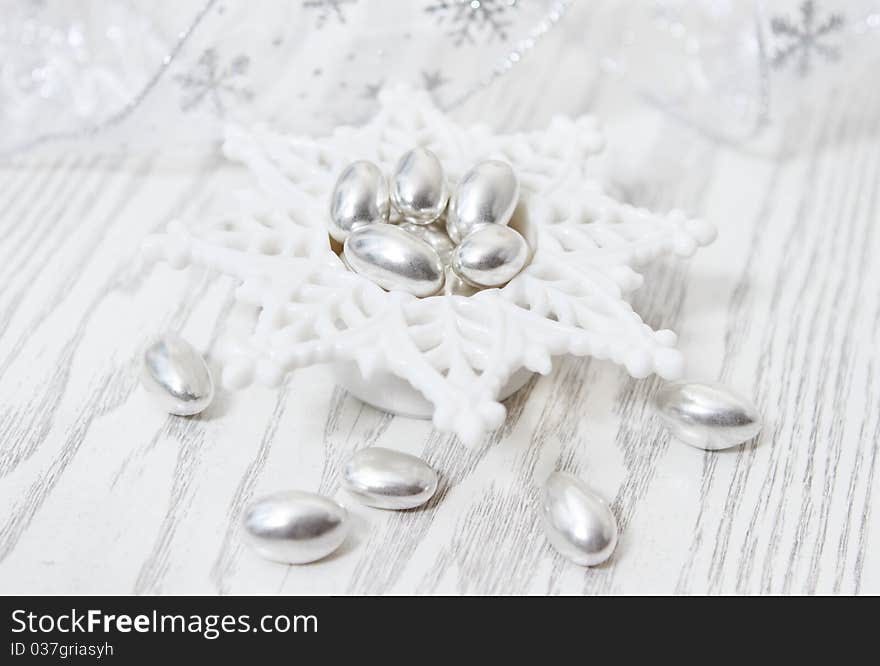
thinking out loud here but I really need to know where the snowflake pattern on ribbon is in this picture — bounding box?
[303,0,357,28]
[362,81,384,100]
[421,70,449,92]
[175,48,253,116]
[426,0,518,46]
[770,0,844,76]
[143,85,715,444]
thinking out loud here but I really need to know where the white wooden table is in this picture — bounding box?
[1,19,878,594]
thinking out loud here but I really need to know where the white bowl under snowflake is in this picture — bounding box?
[143,85,715,445]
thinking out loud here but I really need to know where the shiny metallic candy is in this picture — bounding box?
[343,447,438,510]
[451,224,529,288]
[654,381,762,451]
[446,160,519,244]
[343,224,445,297]
[332,153,530,297]
[329,160,389,243]
[243,491,349,564]
[398,220,455,265]
[541,471,618,567]
[142,333,214,416]
[390,148,449,224]
[442,268,480,297]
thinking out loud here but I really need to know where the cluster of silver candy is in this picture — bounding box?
[329,148,529,297]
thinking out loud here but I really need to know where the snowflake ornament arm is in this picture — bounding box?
[143,85,715,445]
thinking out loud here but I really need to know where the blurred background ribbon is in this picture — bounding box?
[1,0,878,159]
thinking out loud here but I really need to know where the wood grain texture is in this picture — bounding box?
[0,11,877,594]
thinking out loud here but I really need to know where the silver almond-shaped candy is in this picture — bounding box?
[442,267,480,297]
[329,160,389,243]
[654,381,762,451]
[344,224,445,297]
[446,159,519,244]
[390,148,449,224]
[343,447,438,510]
[142,333,214,416]
[243,491,349,564]
[542,471,618,567]
[399,221,455,265]
[451,224,529,288]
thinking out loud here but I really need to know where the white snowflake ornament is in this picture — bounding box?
[143,85,715,445]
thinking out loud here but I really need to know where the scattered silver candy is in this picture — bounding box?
[344,224,445,297]
[399,220,455,264]
[541,471,618,567]
[329,160,389,243]
[142,333,214,416]
[343,447,438,510]
[446,160,519,244]
[390,148,449,224]
[654,381,762,451]
[451,224,529,288]
[243,490,349,564]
